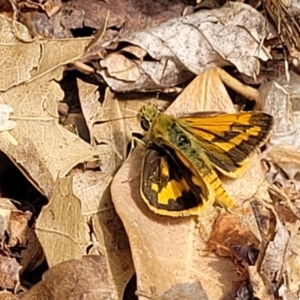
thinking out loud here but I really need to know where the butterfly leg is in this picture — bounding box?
[128,136,147,157]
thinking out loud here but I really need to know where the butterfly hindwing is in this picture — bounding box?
[140,146,215,216]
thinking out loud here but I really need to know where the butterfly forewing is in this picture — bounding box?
[178,112,274,177]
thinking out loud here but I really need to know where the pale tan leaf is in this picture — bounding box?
[0,69,100,197]
[246,200,290,299]
[72,170,113,216]
[0,15,100,198]
[35,176,89,267]
[111,68,270,299]
[0,15,92,91]
[72,170,134,300]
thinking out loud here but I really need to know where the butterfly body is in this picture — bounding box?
[137,104,273,217]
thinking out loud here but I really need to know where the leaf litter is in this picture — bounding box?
[0,0,300,299]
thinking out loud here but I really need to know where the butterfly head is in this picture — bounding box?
[137,104,162,132]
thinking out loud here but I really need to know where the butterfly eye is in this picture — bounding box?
[176,133,190,147]
[141,117,150,131]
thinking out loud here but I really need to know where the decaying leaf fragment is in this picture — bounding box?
[0,255,19,290]
[97,2,272,92]
[0,197,44,277]
[257,143,300,298]
[7,210,31,249]
[247,200,290,299]
[111,68,270,299]
[263,143,300,219]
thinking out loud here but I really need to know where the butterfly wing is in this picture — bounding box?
[140,146,216,216]
[178,112,273,178]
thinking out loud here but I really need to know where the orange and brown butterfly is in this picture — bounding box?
[136,104,274,217]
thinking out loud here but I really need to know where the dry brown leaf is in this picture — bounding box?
[262,144,300,297]
[264,143,300,178]
[0,198,16,244]
[8,210,32,247]
[0,1,13,20]
[209,206,259,258]
[72,170,134,299]
[111,68,269,299]
[35,176,88,267]
[22,255,113,300]
[246,200,290,299]
[20,0,186,40]
[0,255,19,289]
[17,0,62,18]
[98,2,272,92]
[263,143,300,217]
[19,227,45,274]
[77,79,170,173]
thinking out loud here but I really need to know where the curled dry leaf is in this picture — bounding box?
[17,0,62,17]
[247,200,290,299]
[98,2,272,92]
[22,255,113,300]
[214,198,291,299]
[209,206,259,259]
[257,70,300,147]
[111,68,270,299]
[261,143,300,297]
